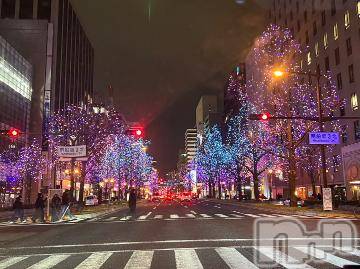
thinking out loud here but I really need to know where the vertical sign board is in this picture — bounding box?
[323,188,333,211]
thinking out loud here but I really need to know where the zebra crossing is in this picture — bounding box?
[95,211,357,222]
[0,218,85,226]
[1,246,360,268]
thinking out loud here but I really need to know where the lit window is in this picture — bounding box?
[323,33,328,49]
[307,52,312,65]
[345,10,350,28]
[357,1,360,18]
[351,93,358,110]
[333,23,339,40]
[315,42,319,57]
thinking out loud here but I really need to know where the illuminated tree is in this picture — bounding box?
[246,24,340,203]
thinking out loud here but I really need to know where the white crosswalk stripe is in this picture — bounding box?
[186,214,196,218]
[74,252,113,269]
[154,215,163,219]
[216,247,258,269]
[138,212,152,220]
[214,214,229,218]
[120,216,132,221]
[295,246,359,267]
[27,254,70,269]
[170,214,179,219]
[106,216,118,221]
[1,246,360,268]
[230,214,243,218]
[243,213,260,218]
[175,249,203,269]
[200,214,211,218]
[124,250,153,269]
[255,247,315,269]
[258,214,276,218]
[0,256,28,269]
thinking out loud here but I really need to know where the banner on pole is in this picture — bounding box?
[323,188,333,211]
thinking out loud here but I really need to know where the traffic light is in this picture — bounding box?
[249,112,271,121]
[8,128,20,138]
[127,127,144,139]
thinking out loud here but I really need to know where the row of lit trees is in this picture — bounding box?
[196,24,341,204]
[0,104,154,205]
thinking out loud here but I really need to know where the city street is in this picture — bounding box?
[1,199,360,268]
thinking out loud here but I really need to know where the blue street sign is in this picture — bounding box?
[309,132,340,145]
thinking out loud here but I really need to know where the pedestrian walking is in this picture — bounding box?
[128,188,137,213]
[12,195,24,222]
[51,194,61,222]
[60,190,75,220]
[33,193,46,223]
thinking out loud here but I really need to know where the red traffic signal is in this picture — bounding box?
[127,127,144,138]
[249,112,271,121]
[8,128,20,138]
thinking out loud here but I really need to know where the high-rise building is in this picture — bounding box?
[0,0,94,148]
[269,0,360,199]
[185,129,197,172]
[196,95,219,143]
[0,35,32,151]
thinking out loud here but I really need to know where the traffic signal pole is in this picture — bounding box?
[316,72,328,188]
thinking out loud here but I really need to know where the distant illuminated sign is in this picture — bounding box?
[309,132,340,145]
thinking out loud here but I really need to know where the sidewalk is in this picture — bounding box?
[207,198,358,219]
[0,201,130,223]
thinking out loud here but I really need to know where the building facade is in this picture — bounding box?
[270,0,360,199]
[0,34,32,151]
[0,0,94,145]
[185,129,197,173]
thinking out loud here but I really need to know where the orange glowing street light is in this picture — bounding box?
[273,69,285,78]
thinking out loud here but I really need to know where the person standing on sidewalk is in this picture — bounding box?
[51,194,61,222]
[12,195,24,222]
[33,193,46,223]
[128,188,137,213]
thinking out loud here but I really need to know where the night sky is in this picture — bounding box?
[71,0,269,176]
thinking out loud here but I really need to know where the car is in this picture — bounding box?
[85,195,99,206]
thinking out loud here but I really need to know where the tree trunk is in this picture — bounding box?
[70,158,75,199]
[236,162,243,201]
[253,171,260,201]
[78,161,86,205]
[218,178,221,199]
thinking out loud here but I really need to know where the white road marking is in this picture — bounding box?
[258,214,276,218]
[106,217,118,221]
[215,214,229,218]
[124,250,153,269]
[274,214,292,218]
[0,256,28,269]
[152,207,157,210]
[186,214,196,218]
[292,215,311,218]
[190,210,197,214]
[295,246,359,267]
[184,206,188,208]
[214,206,221,208]
[138,212,152,220]
[200,214,211,218]
[175,249,203,269]
[170,214,179,219]
[243,213,260,218]
[230,214,243,218]
[334,246,360,256]
[120,216,132,221]
[255,247,315,268]
[74,252,113,269]
[154,215,163,219]
[216,247,258,269]
[27,254,70,269]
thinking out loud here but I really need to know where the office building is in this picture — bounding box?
[0,0,94,147]
[269,0,360,199]
[0,34,32,151]
[185,129,197,173]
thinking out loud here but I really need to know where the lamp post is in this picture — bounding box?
[273,68,328,189]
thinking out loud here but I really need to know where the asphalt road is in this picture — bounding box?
[1,199,360,268]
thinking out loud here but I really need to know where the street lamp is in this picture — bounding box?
[272,68,328,189]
